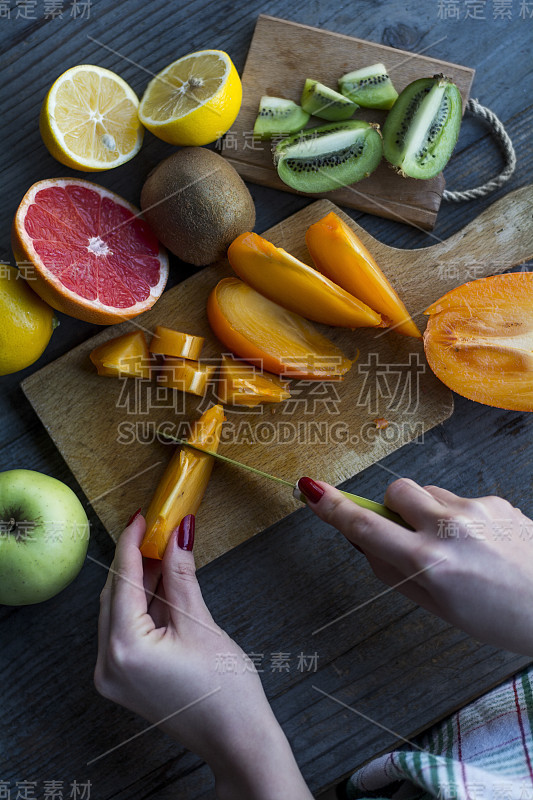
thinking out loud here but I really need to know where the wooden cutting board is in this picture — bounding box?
[22,186,533,568]
[220,14,475,229]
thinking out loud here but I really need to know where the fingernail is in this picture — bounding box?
[177,514,195,551]
[297,477,325,504]
[126,508,142,526]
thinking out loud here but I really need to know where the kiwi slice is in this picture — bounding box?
[253,96,310,139]
[274,120,382,193]
[300,78,358,121]
[382,74,462,179]
[339,63,399,110]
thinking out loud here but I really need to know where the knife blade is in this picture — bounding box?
[157,428,409,529]
[157,428,295,488]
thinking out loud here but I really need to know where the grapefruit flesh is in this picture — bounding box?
[12,179,168,324]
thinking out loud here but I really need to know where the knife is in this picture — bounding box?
[157,428,409,529]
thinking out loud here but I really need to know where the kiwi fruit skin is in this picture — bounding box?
[274,120,383,193]
[253,96,310,139]
[300,79,358,121]
[382,74,462,179]
[140,148,255,267]
[339,63,399,110]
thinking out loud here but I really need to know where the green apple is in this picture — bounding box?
[0,469,89,605]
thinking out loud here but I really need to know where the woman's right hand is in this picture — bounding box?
[298,476,533,656]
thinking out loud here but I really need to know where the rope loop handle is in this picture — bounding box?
[442,98,516,203]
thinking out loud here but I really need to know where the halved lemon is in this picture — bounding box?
[40,65,144,171]
[138,49,242,146]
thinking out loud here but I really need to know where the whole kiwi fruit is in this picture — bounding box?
[140,147,256,266]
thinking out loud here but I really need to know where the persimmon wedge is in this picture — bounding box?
[158,357,216,397]
[140,404,225,560]
[207,277,353,379]
[306,212,422,339]
[228,232,381,328]
[423,272,533,412]
[90,330,150,378]
[149,325,204,359]
[219,354,290,407]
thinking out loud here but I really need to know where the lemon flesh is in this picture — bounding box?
[40,65,143,171]
[0,265,57,376]
[139,50,242,146]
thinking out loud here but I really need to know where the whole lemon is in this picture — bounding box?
[0,265,58,376]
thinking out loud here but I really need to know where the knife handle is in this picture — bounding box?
[339,490,412,529]
[297,487,411,529]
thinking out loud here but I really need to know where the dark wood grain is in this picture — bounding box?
[0,2,532,798]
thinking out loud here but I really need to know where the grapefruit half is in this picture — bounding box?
[12,178,168,324]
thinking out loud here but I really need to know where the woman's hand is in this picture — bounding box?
[298,477,533,656]
[94,513,312,800]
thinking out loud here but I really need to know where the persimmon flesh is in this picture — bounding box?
[90,331,150,379]
[228,231,381,328]
[149,325,204,360]
[158,357,216,397]
[140,404,225,560]
[207,277,352,379]
[305,211,422,339]
[219,354,290,406]
[423,273,533,411]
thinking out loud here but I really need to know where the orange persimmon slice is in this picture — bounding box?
[219,354,290,407]
[149,325,204,360]
[228,231,381,328]
[89,330,150,379]
[140,404,225,560]
[423,272,533,411]
[158,357,217,397]
[306,212,422,339]
[207,277,353,379]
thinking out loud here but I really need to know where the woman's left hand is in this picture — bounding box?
[94,512,312,800]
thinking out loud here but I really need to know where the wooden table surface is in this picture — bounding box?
[0,2,531,798]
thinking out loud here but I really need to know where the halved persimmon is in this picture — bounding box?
[149,325,204,360]
[207,277,353,379]
[423,272,533,411]
[219,354,290,407]
[89,330,150,378]
[140,404,225,560]
[158,357,217,397]
[228,231,381,328]
[306,212,422,339]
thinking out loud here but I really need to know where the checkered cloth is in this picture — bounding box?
[347,666,533,800]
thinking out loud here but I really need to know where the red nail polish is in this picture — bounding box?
[298,477,325,504]
[126,508,142,526]
[177,514,195,551]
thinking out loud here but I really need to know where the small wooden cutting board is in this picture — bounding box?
[220,14,475,229]
[22,186,533,567]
